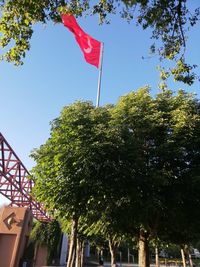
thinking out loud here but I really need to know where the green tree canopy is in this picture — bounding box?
[111,88,200,267]
[31,88,200,267]
[112,88,200,232]
[31,102,114,218]
[0,0,199,84]
[31,101,128,267]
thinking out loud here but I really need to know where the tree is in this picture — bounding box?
[81,213,129,267]
[31,89,200,267]
[31,101,124,267]
[111,87,200,267]
[0,0,199,84]
[31,99,137,267]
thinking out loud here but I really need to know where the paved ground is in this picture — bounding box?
[41,262,183,267]
[41,262,136,267]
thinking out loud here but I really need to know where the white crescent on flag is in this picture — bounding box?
[84,37,92,54]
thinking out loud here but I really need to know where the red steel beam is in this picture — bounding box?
[0,132,51,222]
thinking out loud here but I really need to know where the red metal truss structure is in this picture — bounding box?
[0,132,51,222]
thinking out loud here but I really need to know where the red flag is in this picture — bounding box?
[62,14,102,68]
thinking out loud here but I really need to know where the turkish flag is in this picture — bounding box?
[62,14,102,68]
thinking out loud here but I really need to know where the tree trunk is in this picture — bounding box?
[155,247,160,267]
[98,249,104,266]
[76,239,84,267]
[188,253,193,267]
[80,241,84,267]
[181,248,186,267]
[67,216,79,267]
[128,247,130,264]
[108,238,118,267]
[138,229,150,267]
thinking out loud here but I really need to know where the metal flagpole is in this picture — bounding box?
[96,42,104,108]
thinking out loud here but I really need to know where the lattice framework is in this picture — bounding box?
[0,132,51,221]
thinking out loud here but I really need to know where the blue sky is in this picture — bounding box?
[0,9,200,205]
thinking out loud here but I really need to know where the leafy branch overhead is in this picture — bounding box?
[0,0,199,84]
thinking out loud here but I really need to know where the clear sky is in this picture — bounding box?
[0,8,200,205]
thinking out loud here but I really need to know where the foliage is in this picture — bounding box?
[31,102,118,220]
[111,87,200,244]
[31,101,126,267]
[31,88,200,267]
[31,100,132,265]
[0,0,199,84]
[30,220,62,264]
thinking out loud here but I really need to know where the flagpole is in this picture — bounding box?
[96,42,104,108]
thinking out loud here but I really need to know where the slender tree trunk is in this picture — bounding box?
[108,238,118,267]
[181,248,186,267]
[128,247,130,264]
[80,241,84,267]
[138,229,150,267]
[67,216,79,267]
[188,253,193,267]
[155,247,160,267]
[75,239,84,267]
[98,249,104,266]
